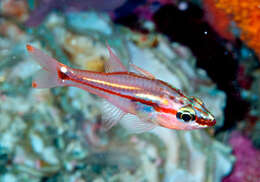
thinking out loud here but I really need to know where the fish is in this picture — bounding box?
[26,44,216,133]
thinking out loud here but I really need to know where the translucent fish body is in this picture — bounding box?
[27,44,216,133]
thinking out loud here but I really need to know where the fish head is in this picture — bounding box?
[158,96,216,130]
[175,96,216,129]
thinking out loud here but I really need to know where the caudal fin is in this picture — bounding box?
[27,45,65,88]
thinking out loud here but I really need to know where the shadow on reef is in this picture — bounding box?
[115,1,250,132]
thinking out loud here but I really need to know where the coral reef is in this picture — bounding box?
[24,0,127,27]
[223,132,260,182]
[216,0,260,59]
[0,0,29,21]
[0,7,233,182]
[202,0,235,41]
[4,1,260,182]
[244,67,260,148]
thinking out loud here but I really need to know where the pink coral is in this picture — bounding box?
[223,132,260,182]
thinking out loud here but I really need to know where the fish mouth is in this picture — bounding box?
[196,118,216,127]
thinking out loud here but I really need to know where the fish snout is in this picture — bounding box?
[196,116,216,127]
[211,119,216,126]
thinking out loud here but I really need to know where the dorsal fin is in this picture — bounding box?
[129,63,155,79]
[104,43,128,72]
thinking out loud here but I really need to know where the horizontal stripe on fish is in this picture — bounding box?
[27,44,216,131]
[61,69,177,115]
[82,77,141,90]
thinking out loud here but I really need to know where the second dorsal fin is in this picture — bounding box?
[129,63,155,79]
[104,43,128,72]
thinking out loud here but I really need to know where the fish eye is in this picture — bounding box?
[176,107,196,122]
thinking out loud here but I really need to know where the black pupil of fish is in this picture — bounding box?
[182,113,191,122]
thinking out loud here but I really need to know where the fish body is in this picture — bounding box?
[27,44,216,133]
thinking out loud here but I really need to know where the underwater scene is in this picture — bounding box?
[0,0,260,182]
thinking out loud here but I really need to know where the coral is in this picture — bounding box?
[0,9,233,181]
[0,0,29,21]
[203,0,235,41]
[223,132,260,182]
[251,121,260,148]
[216,0,260,58]
[25,0,126,27]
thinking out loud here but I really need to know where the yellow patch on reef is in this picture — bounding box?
[216,0,260,58]
[85,57,105,72]
[0,76,6,82]
[63,32,108,70]
[131,32,159,48]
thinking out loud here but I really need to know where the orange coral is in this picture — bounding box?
[215,0,260,58]
[203,0,235,41]
[1,0,28,21]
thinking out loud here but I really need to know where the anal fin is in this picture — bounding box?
[101,100,126,130]
[120,114,157,133]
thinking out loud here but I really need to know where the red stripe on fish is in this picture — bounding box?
[62,70,177,116]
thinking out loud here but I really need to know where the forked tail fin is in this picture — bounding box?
[26,45,66,88]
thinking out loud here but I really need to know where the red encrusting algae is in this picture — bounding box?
[203,0,235,41]
[32,81,38,88]
[26,44,35,52]
[215,0,260,59]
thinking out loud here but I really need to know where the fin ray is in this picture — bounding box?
[105,43,127,72]
[129,63,155,79]
[32,69,62,88]
[27,45,64,89]
[120,114,156,133]
[27,45,61,73]
[101,100,126,130]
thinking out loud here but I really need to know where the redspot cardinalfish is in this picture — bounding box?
[27,44,216,133]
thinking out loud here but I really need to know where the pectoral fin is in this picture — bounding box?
[101,100,126,130]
